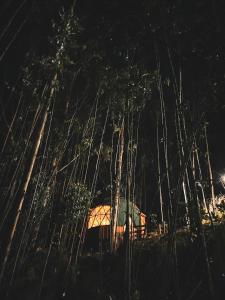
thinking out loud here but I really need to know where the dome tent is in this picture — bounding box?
[86,197,146,247]
[87,197,144,229]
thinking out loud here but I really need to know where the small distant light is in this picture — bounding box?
[62,292,66,297]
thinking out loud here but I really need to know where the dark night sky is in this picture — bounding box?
[0,0,225,190]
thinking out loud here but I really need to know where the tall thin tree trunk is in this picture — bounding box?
[0,105,49,284]
[111,119,124,252]
[204,123,216,211]
[157,60,173,224]
[156,115,164,231]
[173,67,192,229]
[125,111,134,300]
[194,140,214,225]
[194,141,207,212]
[193,184,215,299]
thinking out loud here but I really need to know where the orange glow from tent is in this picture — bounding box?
[87,205,111,229]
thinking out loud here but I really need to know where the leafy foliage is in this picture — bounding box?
[64,182,91,222]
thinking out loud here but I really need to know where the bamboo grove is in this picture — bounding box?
[0,1,225,299]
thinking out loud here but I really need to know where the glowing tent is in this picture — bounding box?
[86,198,146,243]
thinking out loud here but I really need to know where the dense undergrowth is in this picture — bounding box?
[4,223,225,300]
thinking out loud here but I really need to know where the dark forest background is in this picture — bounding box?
[1,1,225,300]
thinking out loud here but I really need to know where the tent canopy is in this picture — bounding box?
[87,198,145,229]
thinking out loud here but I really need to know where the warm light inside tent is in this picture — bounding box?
[87,205,111,229]
[87,202,147,240]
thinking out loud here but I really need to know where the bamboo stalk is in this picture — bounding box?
[204,123,216,211]
[0,105,49,284]
[111,119,124,252]
[156,115,164,228]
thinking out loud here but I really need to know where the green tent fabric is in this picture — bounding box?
[117,199,141,226]
[99,197,142,226]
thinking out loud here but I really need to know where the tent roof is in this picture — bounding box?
[88,198,143,228]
